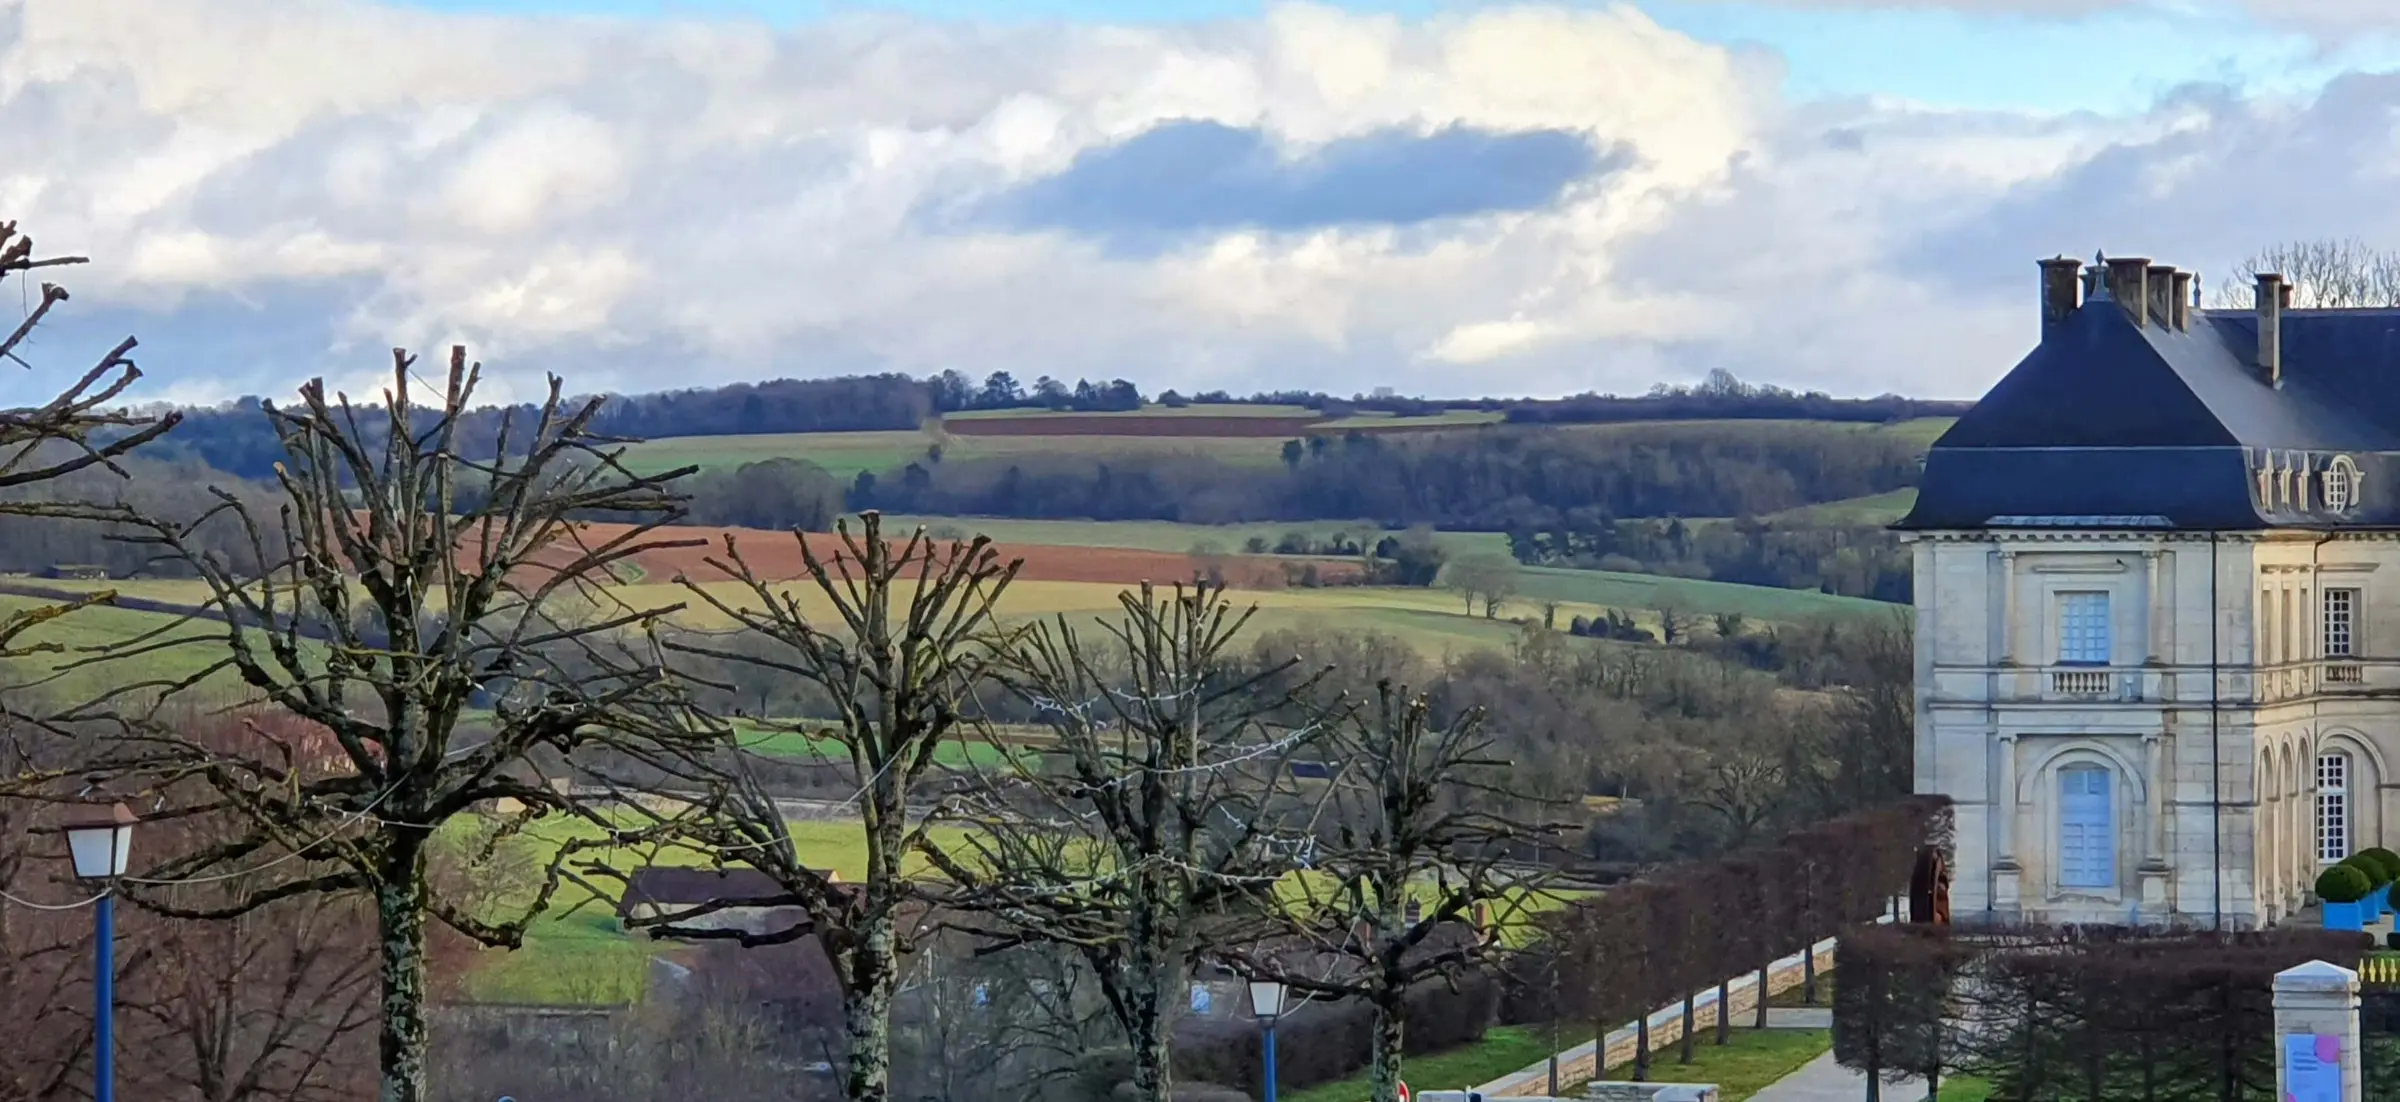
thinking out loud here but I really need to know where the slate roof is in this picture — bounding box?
[1899,276,2400,531]
[615,867,814,918]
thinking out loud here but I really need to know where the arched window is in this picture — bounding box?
[2058,765,2116,889]
[2319,752,2353,862]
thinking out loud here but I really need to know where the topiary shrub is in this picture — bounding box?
[2343,854,2390,887]
[2360,847,2400,883]
[2318,862,2374,903]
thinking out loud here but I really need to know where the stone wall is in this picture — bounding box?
[1476,934,1839,1097]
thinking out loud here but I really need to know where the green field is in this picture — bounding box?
[620,428,1290,478]
[1765,487,1919,526]
[944,403,1316,420]
[618,415,1952,481]
[1506,566,1888,625]
[1285,1026,1557,1102]
[0,593,270,706]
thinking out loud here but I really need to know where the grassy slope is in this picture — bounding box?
[1507,566,1888,624]
[0,593,271,704]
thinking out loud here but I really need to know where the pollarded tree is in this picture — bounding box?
[926,583,1332,1102]
[621,512,1021,1102]
[1216,682,1568,1102]
[27,348,723,1102]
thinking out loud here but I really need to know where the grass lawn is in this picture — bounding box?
[1282,1026,1556,1102]
[1936,1078,1992,1101]
[943,403,1316,420]
[1599,1027,1834,1101]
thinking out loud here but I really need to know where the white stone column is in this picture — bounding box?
[2143,734,2167,862]
[2275,960,2362,1102]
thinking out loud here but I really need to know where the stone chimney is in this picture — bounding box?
[2106,257,2153,328]
[2039,256,2082,338]
[2171,270,2194,330]
[2257,272,2286,386]
[2147,265,2176,329]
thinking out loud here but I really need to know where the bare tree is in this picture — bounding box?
[926,583,1330,1102]
[1445,555,1518,619]
[1218,682,1565,1102]
[629,511,1020,1102]
[2210,238,2400,309]
[20,348,720,1102]
[0,220,178,658]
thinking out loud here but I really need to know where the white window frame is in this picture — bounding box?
[2326,588,2359,658]
[2057,764,2116,890]
[2056,591,2111,666]
[2319,752,2353,863]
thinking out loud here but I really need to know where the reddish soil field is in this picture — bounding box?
[942,413,1323,438]
[532,521,1366,589]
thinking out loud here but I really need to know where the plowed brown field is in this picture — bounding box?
[538,521,1365,588]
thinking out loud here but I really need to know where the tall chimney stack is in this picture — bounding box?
[2147,264,2176,329]
[2171,270,2194,330]
[2039,256,2082,338]
[2257,272,2286,386]
[2107,257,2153,329]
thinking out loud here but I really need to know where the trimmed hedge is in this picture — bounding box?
[2356,846,2400,883]
[2320,862,2374,903]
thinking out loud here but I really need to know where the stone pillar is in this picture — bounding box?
[1999,549,2020,667]
[1994,733,2022,913]
[2275,960,2361,1102]
[2144,549,2164,666]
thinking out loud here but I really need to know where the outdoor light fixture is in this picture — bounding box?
[1248,979,1288,1022]
[1250,980,1289,1102]
[64,801,136,1102]
[65,802,136,881]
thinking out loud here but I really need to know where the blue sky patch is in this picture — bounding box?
[975,120,1614,249]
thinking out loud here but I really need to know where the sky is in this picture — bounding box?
[11,0,2400,406]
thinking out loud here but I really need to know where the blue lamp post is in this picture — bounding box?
[66,803,136,1102]
[1250,979,1289,1102]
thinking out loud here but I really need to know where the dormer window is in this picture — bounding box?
[2058,591,2110,666]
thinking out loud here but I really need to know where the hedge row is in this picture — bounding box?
[1833,923,2370,1101]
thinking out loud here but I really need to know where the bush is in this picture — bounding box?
[1172,970,1499,1096]
[2343,854,2390,888]
[2319,863,2374,903]
[2359,846,2400,883]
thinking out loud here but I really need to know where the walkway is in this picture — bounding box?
[1744,1051,1923,1102]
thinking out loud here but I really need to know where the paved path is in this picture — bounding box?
[1745,1051,1923,1102]
[1761,1007,1831,1029]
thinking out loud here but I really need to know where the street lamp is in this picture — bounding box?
[1250,979,1288,1102]
[65,802,135,1102]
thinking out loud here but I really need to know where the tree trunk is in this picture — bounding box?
[1634,1013,1649,1081]
[1754,962,1770,1028]
[1369,994,1406,1102]
[1715,978,1730,1045]
[1678,994,1694,1063]
[841,915,900,1102]
[1803,946,1819,1005]
[375,837,429,1102]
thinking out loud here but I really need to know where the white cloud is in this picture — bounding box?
[0,0,2388,406]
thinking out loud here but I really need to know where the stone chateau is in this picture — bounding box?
[1903,253,2400,928]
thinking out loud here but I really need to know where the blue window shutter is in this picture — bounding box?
[2058,766,2116,888]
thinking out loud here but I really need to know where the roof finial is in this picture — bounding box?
[2087,250,2113,301]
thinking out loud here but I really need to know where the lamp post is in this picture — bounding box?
[1249,979,1288,1102]
[65,802,135,1102]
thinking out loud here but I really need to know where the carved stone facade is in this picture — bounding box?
[1912,529,2396,928]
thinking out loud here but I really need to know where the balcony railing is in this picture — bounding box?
[2049,669,2115,698]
